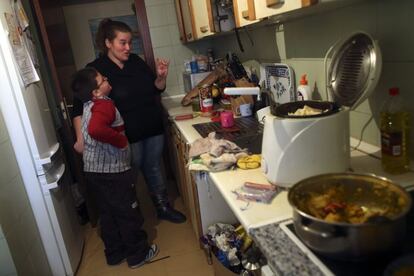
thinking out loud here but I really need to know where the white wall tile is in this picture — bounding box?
[146,4,170,27]
[0,236,17,276]
[0,176,30,237]
[150,26,173,48]
[145,0,172,7]
[0,142,19,190]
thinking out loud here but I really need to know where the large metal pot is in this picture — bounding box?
[288,173,412,261]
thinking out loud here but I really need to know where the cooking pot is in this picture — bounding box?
[288,173,412,261]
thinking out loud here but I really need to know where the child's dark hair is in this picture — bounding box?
[95,18,132,55]
[71,67,98,103]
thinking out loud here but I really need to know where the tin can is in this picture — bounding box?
[199,84,213,115]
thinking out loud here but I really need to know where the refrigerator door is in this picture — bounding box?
[40,158,84,276]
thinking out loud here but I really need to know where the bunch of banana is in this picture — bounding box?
[237,154,261,170]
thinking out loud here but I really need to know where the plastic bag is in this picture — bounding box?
[233,182,277,204]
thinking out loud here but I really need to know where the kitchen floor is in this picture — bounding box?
[76,175,214,276]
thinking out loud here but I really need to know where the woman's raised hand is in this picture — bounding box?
[156,58,170,79]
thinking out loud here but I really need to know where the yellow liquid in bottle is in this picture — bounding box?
[380,111,410,174]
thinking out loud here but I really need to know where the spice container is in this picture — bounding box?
[191,97,200,112]
[199,84,213,116]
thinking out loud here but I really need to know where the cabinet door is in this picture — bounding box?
[179,0,196,42]
[233,0,260,27]
[175,0,186,42]
[191,0,215,39]
[253,0,317,20]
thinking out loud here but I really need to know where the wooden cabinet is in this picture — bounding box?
[252,0,318,21]
[233,0,260,27]
[166,120,203,241]
[165,117,238,242]
[175,0,215,42]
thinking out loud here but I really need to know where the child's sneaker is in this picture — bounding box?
[128,244,159,269]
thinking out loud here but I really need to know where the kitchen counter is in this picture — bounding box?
[162,96,414,275]
[162,96,414,228]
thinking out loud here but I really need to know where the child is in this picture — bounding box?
[71,67,158,268]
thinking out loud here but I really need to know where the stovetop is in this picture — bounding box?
[250,190,414,276]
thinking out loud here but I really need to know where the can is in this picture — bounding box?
[199,84,213,115]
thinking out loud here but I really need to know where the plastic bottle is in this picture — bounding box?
[380,87,410,174]
[297,74,311,101]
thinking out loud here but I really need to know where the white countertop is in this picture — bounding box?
[162,96,414,230]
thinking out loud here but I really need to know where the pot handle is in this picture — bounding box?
[300,225,333,239]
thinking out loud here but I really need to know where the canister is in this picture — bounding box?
[199,84,213,115]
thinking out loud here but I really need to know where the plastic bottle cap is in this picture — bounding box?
[389,87,399,96]
[300,74,308,85]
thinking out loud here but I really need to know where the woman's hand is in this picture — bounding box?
[156,58,170,79]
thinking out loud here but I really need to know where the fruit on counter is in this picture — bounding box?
[237,154,261,169]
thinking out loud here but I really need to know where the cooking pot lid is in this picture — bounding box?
[326,32,382,109]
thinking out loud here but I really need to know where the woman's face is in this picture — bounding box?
[105,31,132,64]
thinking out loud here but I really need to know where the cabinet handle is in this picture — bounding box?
[301,0,318,7]
[200,26,209,33]
[266,0,284,8]
[242,10,249,19]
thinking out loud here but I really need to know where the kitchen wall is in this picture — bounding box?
[63,0,213,98]
[212,0,414,159]
[0,113,51,276]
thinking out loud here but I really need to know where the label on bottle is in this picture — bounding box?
[297,91,304,101]
[381,131,402,156]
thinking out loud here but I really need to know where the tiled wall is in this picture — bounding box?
[0,112,51,276]
[212,0,414,159]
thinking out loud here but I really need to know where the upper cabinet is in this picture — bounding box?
[252,0,318,20]
[176,0,215,42]
[233,0,260,27]
[174,0,340,43]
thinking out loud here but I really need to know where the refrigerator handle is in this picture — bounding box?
[41,163,65,193]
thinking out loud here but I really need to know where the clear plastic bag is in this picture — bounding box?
[233,182,277,204]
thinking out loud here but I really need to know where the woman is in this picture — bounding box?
[72,19,186,223]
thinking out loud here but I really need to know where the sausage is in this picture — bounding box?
[174,114,194,120]
[244,182,276,191]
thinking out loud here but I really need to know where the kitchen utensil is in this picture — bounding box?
[261,32,382,187]
[288,173,412,261]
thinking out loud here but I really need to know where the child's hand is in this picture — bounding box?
[74,140,84,154]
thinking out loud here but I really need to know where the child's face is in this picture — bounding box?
[94,73,112,97]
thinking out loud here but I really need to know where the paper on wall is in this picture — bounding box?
[4,12,39,86]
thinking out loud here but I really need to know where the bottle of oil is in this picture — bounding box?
[380,87,410,174]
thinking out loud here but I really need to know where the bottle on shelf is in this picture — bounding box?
[380,87,410,174]
[297,74,312,101]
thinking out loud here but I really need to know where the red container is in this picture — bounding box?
[199,84,213,114]
[220,111,234,128]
